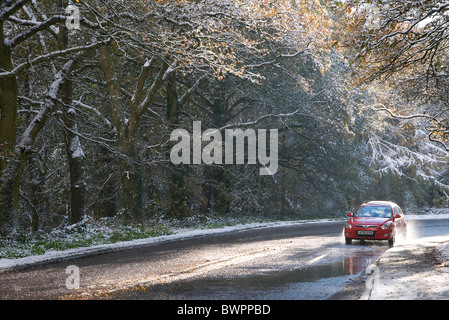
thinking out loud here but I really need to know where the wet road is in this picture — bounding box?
[0,218,448,300]
[108,223,387,300]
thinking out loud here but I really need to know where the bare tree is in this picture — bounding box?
[0,1,105,235]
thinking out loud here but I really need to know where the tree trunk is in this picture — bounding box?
[0,22,18,173]
[0,22,19,235]
[202,98,231,214]
[119,146,143,222]
[62,96,87,225]
[166,72,193,217]
[59,22,86,225]
[28,156,41,233]
[0,159,25,236]
[100,45,143,222]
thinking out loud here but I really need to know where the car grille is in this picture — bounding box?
[354,225,378,228]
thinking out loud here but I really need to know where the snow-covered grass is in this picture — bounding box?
[0,215,173,260]
[404,206,449,217]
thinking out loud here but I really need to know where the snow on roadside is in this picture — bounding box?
[0,218,343,273]
[406,213,449,220]
[440,242,449,263]
[364,234,449,300]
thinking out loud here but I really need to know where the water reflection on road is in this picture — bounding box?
[111,240,388,300]
[108,218,449,300]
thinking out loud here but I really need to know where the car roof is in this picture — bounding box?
[363,201,397,207]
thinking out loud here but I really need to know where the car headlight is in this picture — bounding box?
[380,222,392,230]
[345,222,353,229]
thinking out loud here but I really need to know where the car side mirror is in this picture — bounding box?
[395,213,401,219]
[347,212,353,217]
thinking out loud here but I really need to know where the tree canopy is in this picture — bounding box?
[0,0,447,238]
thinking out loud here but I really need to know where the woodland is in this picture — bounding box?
[1,0,449,240]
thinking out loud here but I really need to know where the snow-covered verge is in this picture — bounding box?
[363,234,449,300]
[0,217,343,273]
[406,207,449,217]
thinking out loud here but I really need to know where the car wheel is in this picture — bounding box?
[388,234,395,247]
[345,238,352,244]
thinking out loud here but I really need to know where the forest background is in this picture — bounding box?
[1,0,449,257]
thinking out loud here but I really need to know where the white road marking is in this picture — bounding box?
[307,253,328,265]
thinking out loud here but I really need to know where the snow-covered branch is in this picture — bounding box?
[368,129,448,183]
[16,59,77,155]
[5,15,65,48]
[0,0,31,21]
[137,61,172,118]
[247,50,308,69]
[370,104,440,122]
[0,40,109,79]
[72,100,117,135]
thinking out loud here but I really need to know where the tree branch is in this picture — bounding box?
[136,60,171,118]
[6,15,65,48]
[0,40,110,79]
[247,50,307,69]
[0,0,31,21]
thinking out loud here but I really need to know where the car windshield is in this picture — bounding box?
[354,205,392,218]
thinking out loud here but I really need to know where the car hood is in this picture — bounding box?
[349,217,392,226]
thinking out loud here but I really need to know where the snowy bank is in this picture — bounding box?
[364,234,449,300]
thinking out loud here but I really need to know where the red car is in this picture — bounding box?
[344,201,407,247]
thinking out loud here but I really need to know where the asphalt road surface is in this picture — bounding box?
[0,218,448,300]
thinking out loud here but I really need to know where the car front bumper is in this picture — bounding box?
[344,227,393,240]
